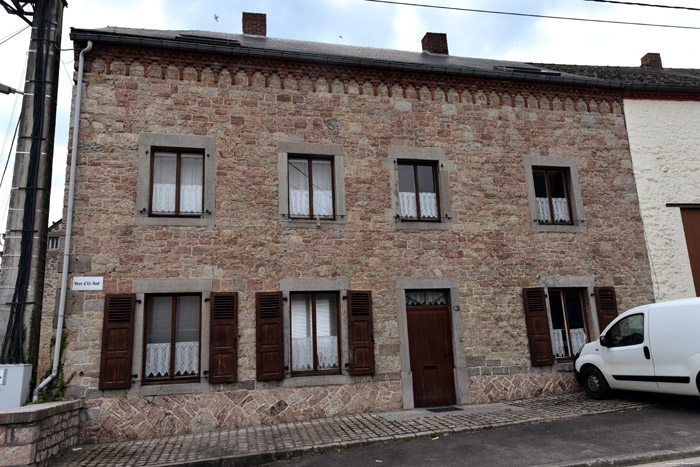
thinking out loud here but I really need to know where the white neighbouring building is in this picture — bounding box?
[541,54,700,301]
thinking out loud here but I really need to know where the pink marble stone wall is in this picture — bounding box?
[81,381,401,443]
[469,373,579,404]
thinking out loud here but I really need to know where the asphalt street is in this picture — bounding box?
[268,393,700,467]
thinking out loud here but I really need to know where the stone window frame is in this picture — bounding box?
[278,142,346,229]
[524,155,585,234]
[385,147,456,231]
[395,277,469,409]
[136,133,216,227]
[275,278,354,388]
[128,279,212,397]
[539,276,600,369]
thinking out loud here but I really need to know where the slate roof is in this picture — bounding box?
[533,63,700,88]
[71,27,700,92]
[70,27,616,88]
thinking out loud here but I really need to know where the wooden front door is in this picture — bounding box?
[406,293,456,407]
[681,208,700,296]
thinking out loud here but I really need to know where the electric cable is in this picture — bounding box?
[0,25,29,46]
[362,0,700,30]
[584,0,700,11]
[0,119,20,192]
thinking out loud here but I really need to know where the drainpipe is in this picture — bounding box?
[33,40,92,401]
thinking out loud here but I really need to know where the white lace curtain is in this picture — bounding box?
[291,294,338,371]
[289,159,333,217]
[146,295,200,378]
[152,152,203,214]
[536,197,570,223]
[399,192,438,219]
[552,328,586,358]
[145,341,199,377]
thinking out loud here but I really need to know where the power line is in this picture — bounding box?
[0,25,29,46]
[362,0,700,30]
[584,0,700,11]
[0,119,19,192]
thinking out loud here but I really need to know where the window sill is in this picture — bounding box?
[136,213,214,227]
[280,217,346,229]
[395,219,453,231]
[127,380,211,397]
[280,373,357,388]
[532,221,586,234]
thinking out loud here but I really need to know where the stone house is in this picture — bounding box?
[539,56,700,301]
[50,13,655,442]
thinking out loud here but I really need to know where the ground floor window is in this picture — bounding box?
[144,293,201,382]
[548,289,588,358]
[290,292,340,374]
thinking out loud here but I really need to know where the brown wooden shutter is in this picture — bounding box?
[209,292,238,384]
[595,287,618,333]
[348,290,375,375]
[256,292,284,381]
[99,294,136,390]
[522,288,554,367]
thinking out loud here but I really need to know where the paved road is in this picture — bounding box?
[268,393,700,467]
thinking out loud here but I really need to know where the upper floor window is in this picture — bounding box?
[48,236,59,250]
[136,134,215,227]
[524,156,585,234]
[288,156,335,220]
[143,293,201,383]
[533,168,572,225]
[151,150,204,216]
[398,161,440,221]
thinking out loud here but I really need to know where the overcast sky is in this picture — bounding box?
[1,0,699,228]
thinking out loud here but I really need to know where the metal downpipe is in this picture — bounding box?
[33,40,92,401]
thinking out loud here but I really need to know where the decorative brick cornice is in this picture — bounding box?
[83,45,625,114]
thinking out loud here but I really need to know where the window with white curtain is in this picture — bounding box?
[151,150,204,216]
[288,157,334,219]
[533,168,572,224]
[398,161,439,220]
[547,289,588,358]
[290,292,339,374]
[144,294,201,381]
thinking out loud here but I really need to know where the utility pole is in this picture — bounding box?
[0,0,65,383]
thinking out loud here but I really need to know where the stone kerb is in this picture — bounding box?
[0,400,82,466]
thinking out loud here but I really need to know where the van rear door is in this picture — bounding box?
[601,308,658,392]
[650,303,696,396]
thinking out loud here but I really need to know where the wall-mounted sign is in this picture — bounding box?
[72,276,103,291]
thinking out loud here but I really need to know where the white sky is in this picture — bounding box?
[0,0,699,228]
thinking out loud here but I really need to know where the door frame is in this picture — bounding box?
[396,277,469,409]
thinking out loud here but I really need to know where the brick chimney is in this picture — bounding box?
[641,53,662,68]
[242,12,266,36]
[422,32,448,55]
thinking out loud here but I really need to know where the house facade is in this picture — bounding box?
[52,13,654,443]
[540,55,700,301]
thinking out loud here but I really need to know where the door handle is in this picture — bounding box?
[643,346,650,360]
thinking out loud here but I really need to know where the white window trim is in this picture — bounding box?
[278,142,346,229]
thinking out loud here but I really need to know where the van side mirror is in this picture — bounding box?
[599,335,608,347]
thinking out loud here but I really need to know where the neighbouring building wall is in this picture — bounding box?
[624,99,700,301]
[52,46,654,442]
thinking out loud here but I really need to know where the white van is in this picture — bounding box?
[574,297,700,399]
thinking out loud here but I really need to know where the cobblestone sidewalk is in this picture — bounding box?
[54,393,650,466]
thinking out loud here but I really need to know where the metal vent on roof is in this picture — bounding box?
[493,65,560,76]
[176,34,241,47]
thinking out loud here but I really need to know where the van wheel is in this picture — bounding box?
[582,367,611,400]
[696,372,700,395]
